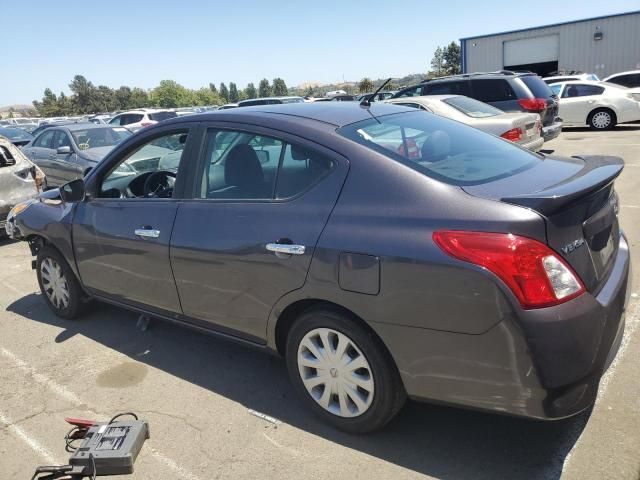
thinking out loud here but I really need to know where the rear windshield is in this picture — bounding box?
[520,75,554,98]
[338,111,540,186]
[149,111,178,121]
[442,96,502,118]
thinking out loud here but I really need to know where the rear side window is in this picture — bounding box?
[276,144,333,199]
[394,85,423,97]
[472,79,515,102]
[149,111,177,121]
[607,73,640,87]
[562,84,604,98]
[121,114,143,125]
[520,75,554,98]
[338,111,540,186]
[425,81,471,96]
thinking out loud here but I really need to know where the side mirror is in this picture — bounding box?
[57,146,72,155]
[59,179,85,203]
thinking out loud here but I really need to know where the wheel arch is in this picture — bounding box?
[587,106,618,126]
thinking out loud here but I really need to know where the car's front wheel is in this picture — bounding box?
[36,246,86,319]
[286,307,406,433]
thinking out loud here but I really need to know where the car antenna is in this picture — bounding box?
[360,78,392,107]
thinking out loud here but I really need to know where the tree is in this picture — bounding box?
[129,88,149,108]
[69,75,99,113]
[385,81,400,91]
[272,78,288,96]
[149,80,194,108]
[430,46,445,78]
[305,86,314,97]
[114,86,132,110]
[8,107,15,118]
[33,88,62,117]
[229,82,239,102]
[57,92,72,115]
[258,78,271,97]
[209,83,218,95]
[244,82,257,99]
[219,83,229,102]
[358,78,375,93]
[443,41,461,75]
[97,85,116,111]
[194,87,220,106]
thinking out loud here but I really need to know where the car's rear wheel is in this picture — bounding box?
[36,246,85,319]
[286,307,405,433]
[588,108,616,130]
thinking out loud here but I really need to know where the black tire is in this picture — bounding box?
[588,108,616,130]
[285,307,406,433]
[36,246,86,319]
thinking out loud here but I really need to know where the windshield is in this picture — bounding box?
[338,111,541,186]
[71,127,131,150]
[442,96,502,118]
[0,127,34,141]
[520,75,554,98]
[549,84,562,95]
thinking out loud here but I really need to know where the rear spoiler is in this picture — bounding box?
[501,155,624,216]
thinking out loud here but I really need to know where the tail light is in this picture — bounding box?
[500,127,523,142]
[433,231,585,309]
[518,98,548,112]
[397,138,420,159]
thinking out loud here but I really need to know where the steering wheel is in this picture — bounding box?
[143,171,176,198]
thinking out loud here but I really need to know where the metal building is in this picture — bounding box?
[460,11,640,78]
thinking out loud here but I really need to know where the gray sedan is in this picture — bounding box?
[22,124,132,188]
[387,95,544,151]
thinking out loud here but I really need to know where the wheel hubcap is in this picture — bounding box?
[592,112,611,128]
[40,257,70,310]
[297,328,374,418]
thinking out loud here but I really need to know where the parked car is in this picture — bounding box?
[108,109,177,132]
[356,92,395,102]
[22,124,133,188]
[1,118,39,133]
[543,73,599,84]
[0,127,35,147]
[6,102,629,433]
[0,136,45,235]
[603,70,640,88]
[217,103,239,110]
[330,95,357,102]
[386,95,543,151]
[237,96,305,107]
[548,81,640,129]
[392,71,563,142]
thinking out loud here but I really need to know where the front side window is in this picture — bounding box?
[338,111,540,186]
[99,131,189,199]
[55,131,72,149]
[35,130,55,148]
[198,130,334,200]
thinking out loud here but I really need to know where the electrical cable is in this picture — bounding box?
[108,412,138,424]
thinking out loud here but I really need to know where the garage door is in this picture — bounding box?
[503,35,559,66]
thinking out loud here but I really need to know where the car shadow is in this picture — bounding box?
[7,294,590,480]
[562,123,640,132]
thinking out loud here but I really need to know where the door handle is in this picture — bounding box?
[135,228,160,238]
[266,243,305,255]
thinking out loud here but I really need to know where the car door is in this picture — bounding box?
[26,130,60,183]
[560,84,605,124]
[169,124,349,342]
[72,125,197,316]
[53,130,83,183]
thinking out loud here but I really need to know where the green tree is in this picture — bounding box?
[193,87,221,106]
[385,81,400,91]
[57,92,72,115]
[114,86,132,110]
[244,82,257,99]
[258,78,271,97]
[149,80,193,108]
[69,75,99,113]
[305,86,314,97]
[33,88,62,117]
[430,46,445,77]
[358,78,375,93]
[97,85,116,111]
[443,41,462,75]
[272,78,288,96]
[219,83,229,102]
[129,88,149,108]
[209,83,218,95]
[8,107,15,118]
[229,82,239,102]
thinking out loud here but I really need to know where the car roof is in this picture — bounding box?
[164,102,415,127]
[388,94,459,102]
[604,70,640,78]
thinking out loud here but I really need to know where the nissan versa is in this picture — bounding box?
[5,103,630,433]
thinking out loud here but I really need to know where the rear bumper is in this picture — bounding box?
[520,136,544,152]
[542,119,563,142]
[376,233,630,420]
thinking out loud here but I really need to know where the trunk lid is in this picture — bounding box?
[463,155,624,293]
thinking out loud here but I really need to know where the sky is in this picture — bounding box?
[2,0,639,106]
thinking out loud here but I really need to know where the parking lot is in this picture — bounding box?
[1,125,639,480]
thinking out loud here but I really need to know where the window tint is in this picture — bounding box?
[520,76,554,97]
[276,144,333,199]
[394,85,423,97]
[198,130,333,200]
[34,130,55,148]
[338,111,540,186]
[562,84,604,98]
[99,131,189,198]
[55,131,72,149]
[149,111,177,121]
[120,114,143,125]
[472,79,515,102]
[425,81,471,96]
[442,96,502,118]
[607,73,640,87]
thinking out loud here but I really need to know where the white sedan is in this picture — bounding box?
[386,95,543,151]
[548,81,640,130]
